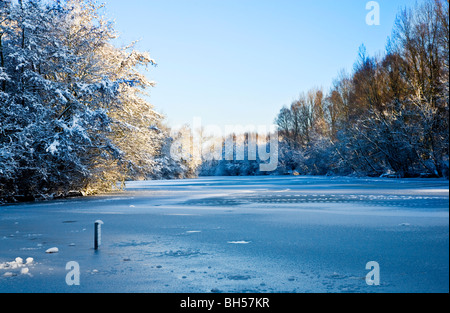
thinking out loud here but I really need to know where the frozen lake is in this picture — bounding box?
[0,176,448,293]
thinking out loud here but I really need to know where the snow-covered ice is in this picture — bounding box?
[0,176,448,293]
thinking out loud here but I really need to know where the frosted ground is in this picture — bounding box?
[0,176,448,293]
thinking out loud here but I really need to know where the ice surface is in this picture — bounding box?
[0,176,448,293]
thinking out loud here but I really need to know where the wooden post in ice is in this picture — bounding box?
[94,220,104,250]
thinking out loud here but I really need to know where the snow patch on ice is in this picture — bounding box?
[0,257,34,277]
[45,247,59,254]
[164,214,198,216]
[228,241,251,244]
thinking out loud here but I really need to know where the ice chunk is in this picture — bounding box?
[0,257,34,271]
[46,247,59,254]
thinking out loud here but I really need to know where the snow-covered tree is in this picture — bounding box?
[272,0,448,179]
[0,0,175,203]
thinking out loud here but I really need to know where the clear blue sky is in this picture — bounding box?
[103,0,421,130]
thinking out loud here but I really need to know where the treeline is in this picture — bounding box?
[199,0,449,178]
[274,0,448,178]
[0,0,189,203]
[197,132,278,176]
